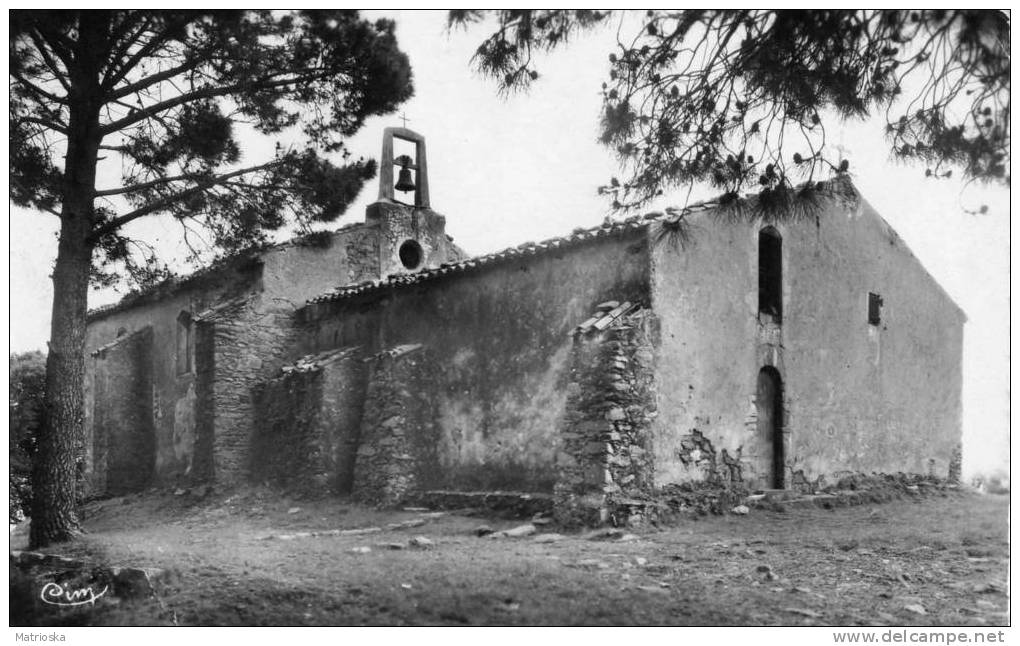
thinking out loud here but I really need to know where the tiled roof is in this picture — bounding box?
[193,295,251,323]
[573,301,641,337]
[278,346,363,376]
[86,222,370,322]
[89,326,149,357]
[308,199,720,305]
[365,343,423,363]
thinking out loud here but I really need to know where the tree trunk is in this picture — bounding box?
[29,15,104,546]
[29,216,93,548]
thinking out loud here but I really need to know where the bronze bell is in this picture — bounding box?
[395,167,416,192]
[394,155,416,193]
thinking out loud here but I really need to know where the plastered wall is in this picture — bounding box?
[650,192,964,489]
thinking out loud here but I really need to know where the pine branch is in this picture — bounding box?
[10,70,68,105]
[109,57,203,101]
[26,30,71,93]
[98,75,307,136]
[87,159,286,241]
[101,18,187,91]
[16,116,68,135]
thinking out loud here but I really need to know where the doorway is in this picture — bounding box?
[756,366,784,488]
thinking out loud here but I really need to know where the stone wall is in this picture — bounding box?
[365,202,458,277]
[196,298,302,484]
[86,221,396,490]
[84,258,261,492]
[320,350,370,492]
[91,327,155,495]
[250,347,367,494]
[351,345,441,505]
[303,231,652,493]
[251,368,324,492]
[554,310,658,525]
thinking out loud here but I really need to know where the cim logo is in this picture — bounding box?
[39,582,108,607]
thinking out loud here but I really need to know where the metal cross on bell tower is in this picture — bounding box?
[378,126,429,209]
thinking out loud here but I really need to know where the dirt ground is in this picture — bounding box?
[9,487,1009,627]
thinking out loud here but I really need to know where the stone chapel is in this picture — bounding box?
[83,127,965,520]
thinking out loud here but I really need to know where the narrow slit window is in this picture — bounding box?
[868,292,883,326]
[758,227,783,323]
[176,311,194,375]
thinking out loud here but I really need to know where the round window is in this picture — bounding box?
[399,240,424,270]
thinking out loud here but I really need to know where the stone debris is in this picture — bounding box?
[409,536,434,549]
[376,542,407,550]
[349,546,372,554]
[731,504,750,515]
[756,564,778,581]
[287,507,301,514]
[474,525,495,537]
[574,301,639,336]
[784,607,822,619]
[259,515,442,541]
[385,519,427,530]
[335,527,382,536]
[491,523,536,538]
[635,585,670,594]
[903,604,927,616]
[110,567,164,599]
[974,581,1005,593]
[575,559,611,569]
[634,557,648,566]
[496,599,521,612]
[532,533,566,544]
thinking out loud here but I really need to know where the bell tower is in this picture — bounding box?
[378,127,430,208]
[366,127,454,278]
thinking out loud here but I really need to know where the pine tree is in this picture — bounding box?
[452,10,1009,210]
[10,10,414,547]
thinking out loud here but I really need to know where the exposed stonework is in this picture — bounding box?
[948,443,963,484]
[250,347,367,494]
[84,191,461,495]
[209,301,301,484]
[554,309,658,526]
[788,469,829,494]
[352,345,441,506]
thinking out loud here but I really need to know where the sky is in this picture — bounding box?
[7,11,1010,478]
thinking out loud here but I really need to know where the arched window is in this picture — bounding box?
[176,311,194,375]
[758,227,782,323]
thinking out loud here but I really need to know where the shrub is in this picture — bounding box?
[10,351,45,523]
